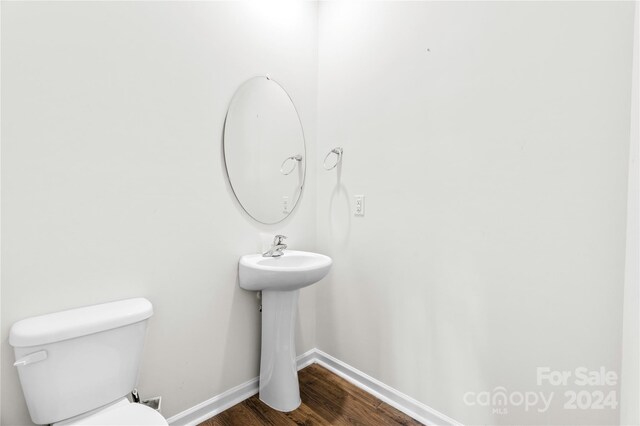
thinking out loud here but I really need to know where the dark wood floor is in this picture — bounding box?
[200,364,422,425]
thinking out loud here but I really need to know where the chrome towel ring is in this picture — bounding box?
[280,154,303,175]
[323,147,343,170]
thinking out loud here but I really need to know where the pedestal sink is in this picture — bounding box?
[239,250,332,412]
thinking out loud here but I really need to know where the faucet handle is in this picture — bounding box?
[273,235,287,245]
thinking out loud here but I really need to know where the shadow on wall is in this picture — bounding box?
[328,162,351,247]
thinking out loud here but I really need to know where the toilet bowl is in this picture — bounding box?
[10,298,168,426]
[54,399,167,426]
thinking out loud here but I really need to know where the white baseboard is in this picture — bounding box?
[295,347,317,371]
[166,348,461,426]
[165,375,258,426]
[166,349,317,426]
[312,349,462,426]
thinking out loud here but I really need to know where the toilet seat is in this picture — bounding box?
[58,399,168,426]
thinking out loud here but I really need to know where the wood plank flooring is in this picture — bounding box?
[200,364,423,425]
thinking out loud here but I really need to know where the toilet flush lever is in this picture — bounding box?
[13,350,47,367]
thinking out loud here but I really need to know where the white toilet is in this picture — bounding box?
[9,298,168,426]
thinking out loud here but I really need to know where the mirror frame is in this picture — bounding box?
[222,76,307,225]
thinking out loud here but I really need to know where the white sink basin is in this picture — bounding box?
[237,249,332,412]
[239,250,332,291]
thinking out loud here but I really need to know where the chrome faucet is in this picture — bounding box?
[263,235,287,257]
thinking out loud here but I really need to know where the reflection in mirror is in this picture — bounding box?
[223,77,306,224]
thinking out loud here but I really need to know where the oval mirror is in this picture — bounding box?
[223,77,306,224]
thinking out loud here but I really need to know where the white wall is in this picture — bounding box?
[315,2,635,425]
[621,2,640,425]
[2,2,637,426]
[0,2,318,425]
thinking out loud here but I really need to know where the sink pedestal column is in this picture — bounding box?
[259,290,301,412]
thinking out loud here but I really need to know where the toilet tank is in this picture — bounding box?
[9,298,153,425]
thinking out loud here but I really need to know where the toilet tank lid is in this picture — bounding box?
[9,298,153,348]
